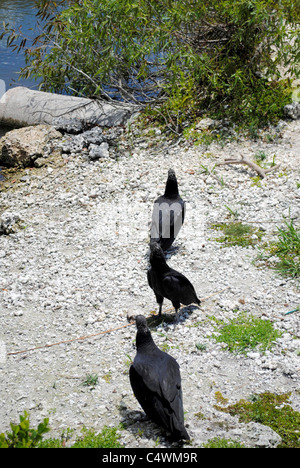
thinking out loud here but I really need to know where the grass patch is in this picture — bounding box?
[101,372,112,384]
[215,391,229,405]
[183,126,234,148]
[1,411,124,448]
[38,426,123,449]
[195,342,207,352]
[202,437,245,448]
[216,392,300,448]
[210,222,264,248]
[269,219,300,278]
[81,373,99,389]
[256,218,300,278]
[210,312,282,354]
[195,411,206,421]
[69,426,123,448]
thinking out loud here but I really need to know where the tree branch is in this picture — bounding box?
[216,156,280,178]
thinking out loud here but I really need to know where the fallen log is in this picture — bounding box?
[0,86,139,129]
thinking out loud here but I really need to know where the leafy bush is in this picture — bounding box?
[1,0,299,131]
[0,411,50,448]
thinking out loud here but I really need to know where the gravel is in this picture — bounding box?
[0,118,299,448]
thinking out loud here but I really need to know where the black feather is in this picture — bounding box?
[150,169,185,251]
[129,315,190,441]
[147,242,200,316]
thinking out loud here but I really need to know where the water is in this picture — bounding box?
[0,1,40,180]
[0,0,40,91]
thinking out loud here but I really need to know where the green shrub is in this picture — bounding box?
[0,411,50,448]
[1,0,299,133]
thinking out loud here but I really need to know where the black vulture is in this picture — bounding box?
[150,169,186,251]
[147,242,201,317]
[129,315,190,441]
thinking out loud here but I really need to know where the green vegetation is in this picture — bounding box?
[216,392,300,448]
[225,205,240,219]
[270,219,300,278]
[70,426,123,449]
[1,0,299,134]
[195,342,207,352]
[273,219,300,278]
[252,152,278,181]
[257,218,300,278]
[210,222,265,247]
[203,437,245,448]
[0,411,50,448]
[210,311,282,354]
[0,411,123,448]
[81,373,99,388]
[38,426,123,448]
[215,391,229,405]
[101,372,112,384]
[254,151,277,169]
[195,411,206,421]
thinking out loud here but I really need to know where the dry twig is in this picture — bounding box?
[216,156,280,178]
[7,288,230,357]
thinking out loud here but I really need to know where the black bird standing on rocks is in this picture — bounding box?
[147,242,201,318]
[129,315,190,441]
[150,169,185,251]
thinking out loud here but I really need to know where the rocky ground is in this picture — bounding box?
[0,116,299,448]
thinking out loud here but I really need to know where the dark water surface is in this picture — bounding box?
[0,0,40,91]
[0,1,41,179]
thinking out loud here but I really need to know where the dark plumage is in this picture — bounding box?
[150,169,185,251]
[129,315,190,441]
[147,242,201,317]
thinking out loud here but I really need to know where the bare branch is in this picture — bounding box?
[216,156,280,178]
